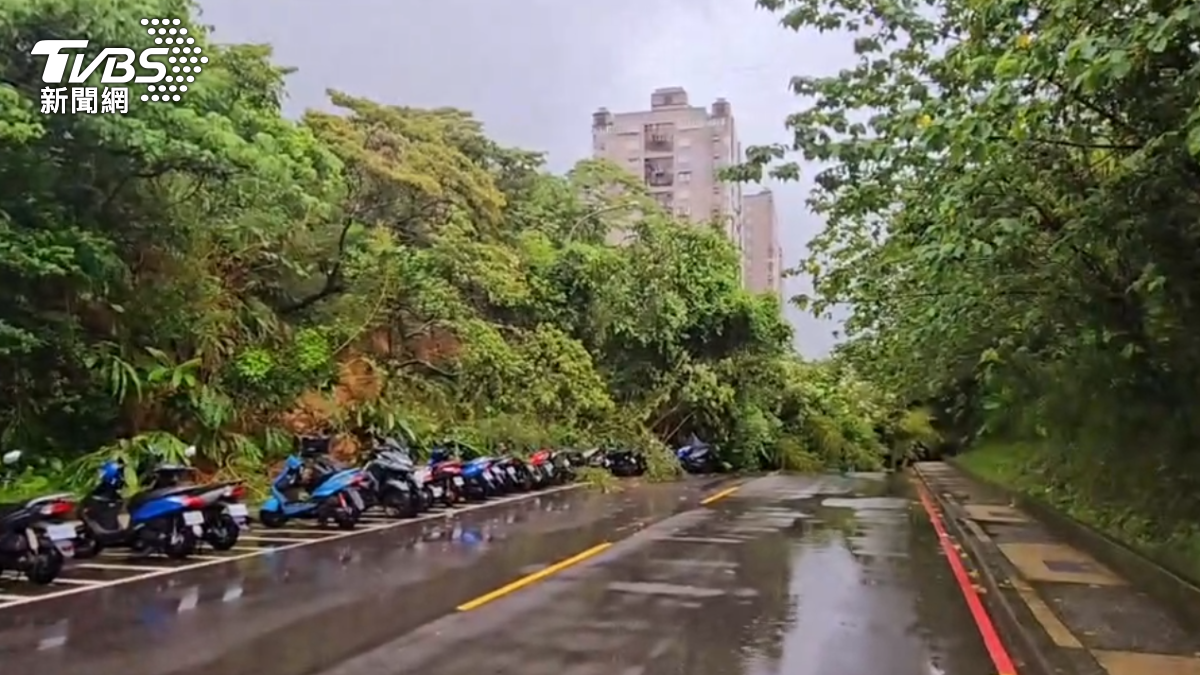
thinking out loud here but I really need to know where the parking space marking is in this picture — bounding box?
[45,578,103,586]
[74,562,168,572]
[242,528,336,535]
[237,535,326,543]
[0,484,584,611]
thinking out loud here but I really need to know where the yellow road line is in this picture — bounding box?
[1009,577,1083,648]
[700,485,740,505]
[456,542,612,611]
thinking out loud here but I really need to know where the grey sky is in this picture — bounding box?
[197,0,852,357]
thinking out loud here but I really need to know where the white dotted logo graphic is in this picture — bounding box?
[138,18,208,102]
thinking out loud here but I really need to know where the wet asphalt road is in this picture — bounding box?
[0,473,993,675]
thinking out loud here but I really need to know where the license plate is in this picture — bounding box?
[431,486,444,498]
[182,511,205,525]
[46,524,76,541]
[545,464,555,474]
[452,476,464,486]
[226,504,249,518]
[506,467,517,477]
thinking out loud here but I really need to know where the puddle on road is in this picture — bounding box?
[495,473,995,675]
[720,473,994,675]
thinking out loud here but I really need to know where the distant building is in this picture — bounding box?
[591,87,743,251]
[742,190,783,296]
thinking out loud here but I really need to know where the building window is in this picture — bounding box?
[676,204,690,217]
[678,171,691,184]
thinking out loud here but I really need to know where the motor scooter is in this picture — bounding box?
[361,435,423,518]
[74,446,214,559]
[258,436,367,530]
[0,450,77,583]
[134,453,250,551]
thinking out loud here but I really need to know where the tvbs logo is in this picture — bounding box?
[29,18,206,102]
[32,39,170,85]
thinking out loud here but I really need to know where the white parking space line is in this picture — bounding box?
[242,528,335,535]
[48,578,104,586]
[0,483,584,611]
[237,535,326,543]
[74,562,170,572]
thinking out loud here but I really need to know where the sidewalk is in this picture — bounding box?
[915,461,1200,675]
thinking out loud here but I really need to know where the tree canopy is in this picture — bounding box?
[742,0,1200,536]
[0,0,917,497]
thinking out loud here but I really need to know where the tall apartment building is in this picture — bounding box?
[591,87,743,248]
[743,190,784,296]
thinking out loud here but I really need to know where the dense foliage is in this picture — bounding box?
[0,0,913,497]
[745,0,1200,552]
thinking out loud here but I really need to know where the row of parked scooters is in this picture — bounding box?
[0,432,673,588]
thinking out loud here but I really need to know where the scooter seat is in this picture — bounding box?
[430,460,462,476]
[128,485,199,510]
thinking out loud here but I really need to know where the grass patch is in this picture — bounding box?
[576,467,622,492]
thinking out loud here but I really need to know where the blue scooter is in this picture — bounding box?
[676,437,717,474]
[258,436,367,530]
[75,446,215,559]
[469,456,508,496]
[430,448,493,500]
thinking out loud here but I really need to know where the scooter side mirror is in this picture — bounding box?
[184,445,197,458]
[1,450,22,465]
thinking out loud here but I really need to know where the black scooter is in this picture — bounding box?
[361,436,423,518]
[0,451,76,584]
[607,448,648,477]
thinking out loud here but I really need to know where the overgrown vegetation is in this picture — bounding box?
[0,0,914,499]
[743,0,1200,564]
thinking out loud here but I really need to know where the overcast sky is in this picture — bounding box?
[196,0,852,357]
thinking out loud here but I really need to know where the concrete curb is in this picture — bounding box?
[950,459,1200,631]
[912,465,1064,675]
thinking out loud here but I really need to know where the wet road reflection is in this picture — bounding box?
[321,473,993,675]
[0,482,716,675]
[0,474,994,675]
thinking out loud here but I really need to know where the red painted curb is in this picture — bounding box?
[916,484,1018,675]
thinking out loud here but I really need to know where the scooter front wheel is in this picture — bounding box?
[382,489,418,518]
[258,508,288,528]
[164,525,197,560]
[205,513,240,551]
[443,482,461,507]
[333,508,357,530]
[73,527,102,559]
[25,543,64,585]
